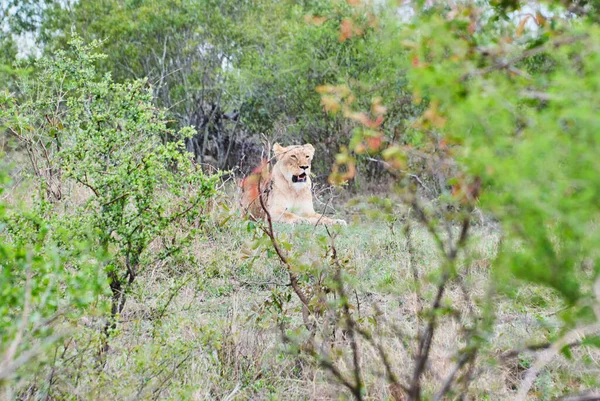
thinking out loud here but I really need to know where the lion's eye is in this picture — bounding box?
[291,155,297,160]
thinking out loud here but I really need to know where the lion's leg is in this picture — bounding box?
[268,208,346,226]
[270,209,311,224]
[305,213,347,226]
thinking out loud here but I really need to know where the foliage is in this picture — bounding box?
[39,0,254,168]
[317,0,600,317]
[31,0,419,179]
[0,172,107,385]
[2,1,600,400]
[0,0,53,34]
[228,0,416,176]
[400,3,600,317]
[298,1,600,399]
[0,37,23,92]
[0,37,219,390]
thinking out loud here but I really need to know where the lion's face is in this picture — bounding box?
[273,143,315,186]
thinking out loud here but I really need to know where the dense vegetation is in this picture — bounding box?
[1,0,600,400]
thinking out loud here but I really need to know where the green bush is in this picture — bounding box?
[0,37,219,389]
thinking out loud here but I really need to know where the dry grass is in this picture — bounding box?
[3,185,599,401]
[84,206,598,400]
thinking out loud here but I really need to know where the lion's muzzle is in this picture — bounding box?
[292,172,307,183]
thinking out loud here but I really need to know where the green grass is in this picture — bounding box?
[9,200,599,400]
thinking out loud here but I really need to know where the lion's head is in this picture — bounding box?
[273,143,315,185]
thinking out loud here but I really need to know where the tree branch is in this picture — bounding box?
[463,34,588,80]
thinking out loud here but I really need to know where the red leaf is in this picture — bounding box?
[468,22,476,34]
[339,18,362,41]
[368,115,384,128]
[366,136,382,151]
[516,15,532,38]
[339,19,354,41]
[241,160,270,201]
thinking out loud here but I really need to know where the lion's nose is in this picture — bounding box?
[300,165,309,170]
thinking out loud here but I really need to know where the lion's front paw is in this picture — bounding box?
[291,217,312,225]
[320,217,347,226]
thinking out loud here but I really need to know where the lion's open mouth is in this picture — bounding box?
[292,172,307,183]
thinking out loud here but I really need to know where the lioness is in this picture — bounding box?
[240,143,346,226]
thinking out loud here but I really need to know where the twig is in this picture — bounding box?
[327,229,367,400]
[499,339,582,360]
[153,276,194,321]
[150,353,193,400]
[409,216,471,401]
[257,176,313,332]
[463,34,588,80]
[222,383,242,401]
[433,352,472,401]
[312,192,333,229]
[405,221,423,333]
[365,157,429,191]
[303,343,364,398]
[551,392,600,401]
[0,334,63,381]
[355,324,409,394]
[515,324,600,401]
[409,269,450,400]
[103,192,130,207]
[76,174,100,197]
[410,199,446,257]
[43,339,72,401]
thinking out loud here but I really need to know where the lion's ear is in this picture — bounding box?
[273,143,287,160]
[304,143,315,157]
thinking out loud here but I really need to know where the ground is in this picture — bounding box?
[6,185,598,401]
[40,194,594,401]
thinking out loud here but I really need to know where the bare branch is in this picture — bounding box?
[409,215,471,401]
[365,157,429,191]
[500,339,582,361]
[552,392,600,401]
[516,324,600,401]
[256,176,313,332]
[433,352,472,401]
[329,233,364,401]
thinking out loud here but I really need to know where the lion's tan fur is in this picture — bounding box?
[240,143,346,226]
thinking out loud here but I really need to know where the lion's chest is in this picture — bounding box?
[286,197,313,215]
[269,183,314,216]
